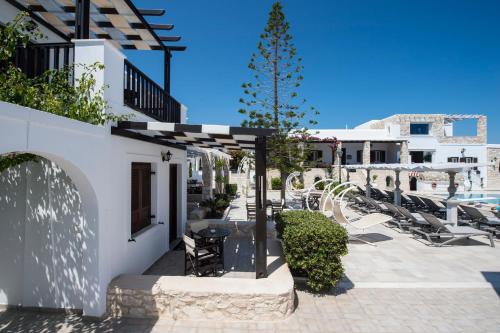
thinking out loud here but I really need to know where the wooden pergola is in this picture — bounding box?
[113,121,275,279]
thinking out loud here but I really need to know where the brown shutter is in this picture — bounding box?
[131,163,151,234]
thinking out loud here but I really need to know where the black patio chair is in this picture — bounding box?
[183,235,220,277]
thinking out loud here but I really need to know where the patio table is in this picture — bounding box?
[197,227,231,271]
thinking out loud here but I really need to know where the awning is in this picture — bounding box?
[112,121,275,152]
[9,0,178,50]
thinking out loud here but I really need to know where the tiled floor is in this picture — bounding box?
[2,193,500,332]
[2,287,500,332]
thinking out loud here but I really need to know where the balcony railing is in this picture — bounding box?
[12,42,74,78]
[124,59,181,123]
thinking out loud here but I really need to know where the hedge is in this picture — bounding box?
[276,210,348,292]
[271,177,282,190]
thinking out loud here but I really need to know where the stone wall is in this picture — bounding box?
[487,147,500,190]
[107,240,295,321]
[369,114,487,145]
[107,280,294,320]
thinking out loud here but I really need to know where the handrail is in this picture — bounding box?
[123,59,181,123]
[10,42,75,79]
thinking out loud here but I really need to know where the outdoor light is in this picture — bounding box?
[162,150,172,162]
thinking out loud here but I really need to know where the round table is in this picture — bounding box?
[197,227,231,239]
[197,227,231,271]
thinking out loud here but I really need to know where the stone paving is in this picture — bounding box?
[2,193,500,332]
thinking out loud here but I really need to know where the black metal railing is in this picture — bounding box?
[124,59,181,123]
[11,42,75,78]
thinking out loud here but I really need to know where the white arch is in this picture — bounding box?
[0,149,100,316]
[285,171,304,200]
[305,178,336,211]
[322,181,358,215]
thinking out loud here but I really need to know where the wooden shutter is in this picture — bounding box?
[131,163,151,234]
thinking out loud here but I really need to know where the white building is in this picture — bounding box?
[307,114,500,192]
[0,0,273,318]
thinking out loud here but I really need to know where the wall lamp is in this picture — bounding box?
[162,150,172,162]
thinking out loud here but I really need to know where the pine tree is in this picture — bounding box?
[239,1,319,202]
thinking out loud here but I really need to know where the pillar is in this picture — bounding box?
[164,50,171,94]
[447,171,457,199]
[446,171,458,226]
[255,136,267,279]
[400,141,409,164]
[365,169,371,198]
[201,153,213,200]
[75,0,90,39]
[362,141,371,165]
[394,169,401,205]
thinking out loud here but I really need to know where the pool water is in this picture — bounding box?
[451,193,500,205]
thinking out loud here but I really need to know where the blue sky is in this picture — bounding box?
[127,0,500,143]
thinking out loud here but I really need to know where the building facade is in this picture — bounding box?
[303,114,498,192]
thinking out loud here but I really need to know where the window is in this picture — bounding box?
[306,150,323,166]
[448,157,459,163]
[370,150,386,163]
[356,150,362,163]
[131,162,152,234]
[410,123,430,135]
[459,157,478,163]
[410,151,432,163]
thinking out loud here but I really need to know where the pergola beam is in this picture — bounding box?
[138,9,166,16]
[164,46,187,51]
[159,36,182,42]
[151,24,174,31]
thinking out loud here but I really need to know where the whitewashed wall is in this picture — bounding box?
[0,102,187,317]
[0,160,84,309]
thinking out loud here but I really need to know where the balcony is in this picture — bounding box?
[8,41,182,124]
[124,59,180,123]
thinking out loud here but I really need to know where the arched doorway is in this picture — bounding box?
[409,176,417,191]
[0,152,98,313]
[385,176,394,189]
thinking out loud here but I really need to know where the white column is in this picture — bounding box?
[446,171,458,226]
[394,169,401,205]
[73,39,126,119]
[365,169,371,198]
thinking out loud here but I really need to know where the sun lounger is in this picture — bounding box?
[332,203,393,246]
[383,202,413,231]
[410,212,494,247]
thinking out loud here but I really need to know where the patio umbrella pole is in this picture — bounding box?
[255,136,268,279]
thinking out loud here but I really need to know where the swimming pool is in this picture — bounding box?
[450,193,500,205]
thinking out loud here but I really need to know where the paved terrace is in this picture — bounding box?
[1,192,500,332]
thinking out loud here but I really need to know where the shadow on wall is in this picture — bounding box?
[0,155,92,311]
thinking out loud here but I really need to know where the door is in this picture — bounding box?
[341,148,347,165]
[169,164,178,243]
[409,177,417,191]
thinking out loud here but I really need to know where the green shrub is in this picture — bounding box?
[271,177,282,190]
[277,210,348,292]
[225,183,237,197]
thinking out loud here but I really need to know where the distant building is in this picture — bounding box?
[300,114,500,191]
